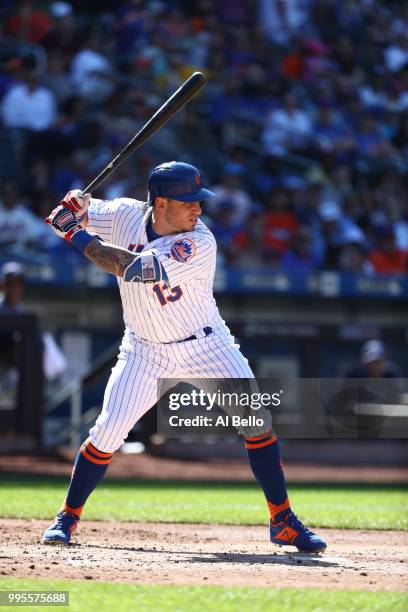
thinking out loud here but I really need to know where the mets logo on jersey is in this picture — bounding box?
[171,237,196,262]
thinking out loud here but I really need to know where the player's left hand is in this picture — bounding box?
[45,205,84,241]
[61,189,91,219]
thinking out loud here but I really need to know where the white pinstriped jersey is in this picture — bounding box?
[85,198,269,453]
[87,197,224,343]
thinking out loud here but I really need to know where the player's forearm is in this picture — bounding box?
[84,239,135,277]
[46,206,167,282]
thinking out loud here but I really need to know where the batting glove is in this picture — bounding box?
[60,189,91,220]
[45,205,97,253]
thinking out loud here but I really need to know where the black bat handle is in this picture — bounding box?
[83,72,206,194]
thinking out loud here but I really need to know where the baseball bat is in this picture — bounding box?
[83,71,207,194]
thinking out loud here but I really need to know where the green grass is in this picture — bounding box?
[0,475,407,530]
[0,578,406,612]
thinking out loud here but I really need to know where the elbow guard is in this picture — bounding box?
[123,251,169,284]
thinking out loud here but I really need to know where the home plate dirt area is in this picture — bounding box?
[0,520,407,591]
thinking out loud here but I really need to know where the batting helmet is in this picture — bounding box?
[147,161,215,204]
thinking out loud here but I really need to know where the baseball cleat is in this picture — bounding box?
[42,510,80,545]
[270,512,327,553]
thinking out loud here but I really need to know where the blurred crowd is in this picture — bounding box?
[0,0,407,275]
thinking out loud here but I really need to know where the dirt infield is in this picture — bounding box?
[0,520,407,592]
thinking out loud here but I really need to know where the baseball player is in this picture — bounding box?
[42,161,326,553]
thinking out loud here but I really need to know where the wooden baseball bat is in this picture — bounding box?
[83,71,207,193]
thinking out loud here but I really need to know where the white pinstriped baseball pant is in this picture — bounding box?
[89,325,272,453]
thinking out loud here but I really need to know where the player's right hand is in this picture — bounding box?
[61,189,91,219]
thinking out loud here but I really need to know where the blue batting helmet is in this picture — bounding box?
[147,161,215,204]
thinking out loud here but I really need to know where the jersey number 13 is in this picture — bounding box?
[153,283,183,306]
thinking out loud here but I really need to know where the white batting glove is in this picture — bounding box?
[60,189,91,219]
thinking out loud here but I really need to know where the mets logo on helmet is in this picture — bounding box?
[171,237,196,262]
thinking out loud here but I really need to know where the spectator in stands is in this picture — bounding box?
[258,0,311,46]
[281,226,318,275]
[114,0,150,59]
[41,2,79,56]
[0,179,55,250]
[262,93,313,156]
[359,73,389,111]
[0,261,25,404]
[388,200,408,252]
[0,261,67,382]
[355,114,395,162]
[231,210,266,267]
[263,188,299,254]
[346,339,401,412]
[70,27,116,102]
[315,200,344,268]
[1,69,57,131]
[368,225,407,275]
[206,163,251,226]
[384,33,408,73]
[172,105,222,178]
[43,49,73,105]
[344,339,402,409]
[26,158,66,218]
[319,165,354,207]
[0,261,24,312]
[5,0,53,44]
[347,339,399,380]
[209,75,246,145]
[338,226,374,274]
[312,107,355,160]
[210,201,245,265]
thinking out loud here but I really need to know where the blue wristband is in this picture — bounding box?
[70,229,99,253]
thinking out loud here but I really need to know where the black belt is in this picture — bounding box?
[176,326,213,343]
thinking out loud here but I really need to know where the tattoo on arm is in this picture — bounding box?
[84,239,135,277]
